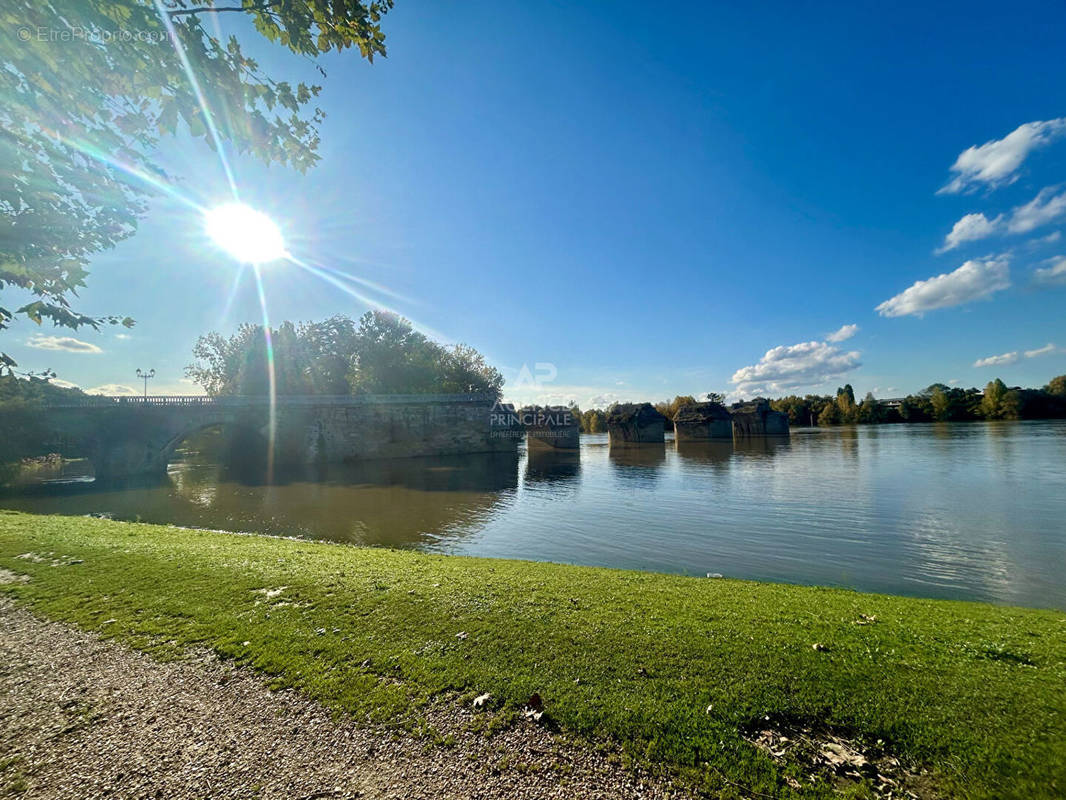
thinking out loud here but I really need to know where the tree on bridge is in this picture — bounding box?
[1,0,393,373]
[185,311,504,399]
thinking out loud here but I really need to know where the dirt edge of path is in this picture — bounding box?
[0,595,692,800]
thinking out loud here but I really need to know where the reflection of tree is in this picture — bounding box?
[4,452,520,550]
[983,420,1017,472]
[835,428,858,461]
[931,422,954,441]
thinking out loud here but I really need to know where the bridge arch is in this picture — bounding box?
[66,403,267,482]
[159,421,272,478]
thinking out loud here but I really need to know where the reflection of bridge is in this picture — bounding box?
[40,394,513,480]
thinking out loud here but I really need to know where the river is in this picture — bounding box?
[3,421,1064,609]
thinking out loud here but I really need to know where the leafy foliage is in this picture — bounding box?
[186,311,504,398]
[770,377,1066,427]
[0,374,85,472]
[0,373,84,406]
[979,379,1022,420]
[578,407,607,433]
[653,394,696,431]
[186,315,358,395]
[0,0,392,370]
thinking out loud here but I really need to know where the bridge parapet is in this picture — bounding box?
[42,393,497,408]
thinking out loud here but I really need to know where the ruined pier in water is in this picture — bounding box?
[605,400,790,446]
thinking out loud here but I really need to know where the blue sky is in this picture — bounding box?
[11,0,1066,404]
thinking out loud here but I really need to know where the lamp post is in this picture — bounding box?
[135,368,155,399]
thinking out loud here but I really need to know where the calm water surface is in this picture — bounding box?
[4,421,1065,609]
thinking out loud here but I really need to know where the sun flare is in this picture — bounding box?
[205,203,286,264]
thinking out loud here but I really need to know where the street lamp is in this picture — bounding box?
[135,368,155,399]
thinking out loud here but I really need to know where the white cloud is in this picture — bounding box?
[937,190,1066,253]
[1006,186,1066,234]
[730,339,861,397]
[26,335,102,353]
[587,393,626,408]
[86,384,137,396]
[974,352,1020,368]
[1029,230,1062,247]
[115,333,131,340]
[875,256,1010,317]
[502,383,631,410]
[1033,255,1066,285]
[938,118,1066,194]
[825,323,859,343]
[1024,343,1057,358]
[936,212,1003,252]
[49,379,80,389]
[974,343,1058,368]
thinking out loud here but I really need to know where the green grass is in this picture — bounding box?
[1,510,1063,798]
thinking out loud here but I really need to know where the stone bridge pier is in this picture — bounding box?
[40,395,517,481]
[606,403,666,445]
[728,400,790,437]
[519,406,580,451]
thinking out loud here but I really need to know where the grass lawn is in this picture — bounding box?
[1,510,1063,798]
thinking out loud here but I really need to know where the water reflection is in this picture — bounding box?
[608,445,666,467]
[839,427,859,459]
[674,441,733,470]
[608,444,666,487]
[524,450,581,487]
[732,435,791,458]
[4,422,1066,609]
[1,452,519,548]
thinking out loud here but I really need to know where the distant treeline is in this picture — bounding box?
[769,376,1066,426]
[565,376,1066,433]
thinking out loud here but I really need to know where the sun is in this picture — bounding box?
[205,203,286,264]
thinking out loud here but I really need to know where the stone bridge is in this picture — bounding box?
[40,394,515,480]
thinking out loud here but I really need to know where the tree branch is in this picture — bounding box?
[167,2,275,19]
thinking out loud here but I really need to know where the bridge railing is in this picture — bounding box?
[42,393,498,408]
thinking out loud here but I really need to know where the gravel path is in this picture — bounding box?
[0,597,691,799]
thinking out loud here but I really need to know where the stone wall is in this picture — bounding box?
[673,402,733,441]
[606,403,666,445]
[729,400,790,437]
[519,406,580,451]
[304,400,517,462]
[42,397,517,480]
